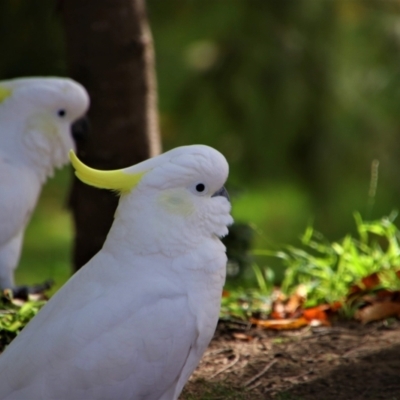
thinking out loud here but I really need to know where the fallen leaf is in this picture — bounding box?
[303,305,329,322]
[361,272,380,290]
[270,302,286,320]
[285,284,307,316]
[355,301,400,324]
[250,317,309,330]
[375,289,395,299]
[375,289,400,302]
[330,301,342,312]
[348,284,362,296]
[348,272,381,297]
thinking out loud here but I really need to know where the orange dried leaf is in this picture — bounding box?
[250,317,309,330]
[330,301,342,312]
[271,302,286,320]
[355,301,400,324]
[270,310,285,320]
[348,284,362,296]
[303,306,329,322]
[285,285,307,316]
[348,272,381,297]
[222,289,230,298]
[361,272,380,290]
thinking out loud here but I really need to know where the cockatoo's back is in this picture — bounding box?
[0,145,232,400]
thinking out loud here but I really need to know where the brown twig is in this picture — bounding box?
[244,359,277,387]
[209,353,240,379]
[246,380,263,391]
[204,348,232,358]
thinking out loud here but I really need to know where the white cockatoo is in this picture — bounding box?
[0,144,233,400]
[0,77,90,293]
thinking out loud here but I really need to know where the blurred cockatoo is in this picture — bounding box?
[0,77,90,293]
[0,144,233,400]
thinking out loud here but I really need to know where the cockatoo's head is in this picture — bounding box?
[0,77,89,180]
[70,145,233,256]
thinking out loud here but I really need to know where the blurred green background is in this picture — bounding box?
[2,0,400,291]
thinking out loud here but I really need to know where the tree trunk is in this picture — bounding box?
[62,0,161,271]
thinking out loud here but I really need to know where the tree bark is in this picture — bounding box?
[62,0,161,270]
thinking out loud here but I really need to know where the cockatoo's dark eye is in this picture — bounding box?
[190,182,208,196]
[195,183,205,193]
[57,109,66,117]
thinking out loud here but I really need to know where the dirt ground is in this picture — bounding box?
[182,319,400,400]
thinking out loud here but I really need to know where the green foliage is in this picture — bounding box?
[274,212,400,307]
[147,0,400,244]
[231,184,312,260]
[222,222,254,280]
[0,298,45,349]
[222,212,400,320]
[220,286,272,321]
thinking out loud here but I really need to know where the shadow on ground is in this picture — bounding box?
[278,342,400,400]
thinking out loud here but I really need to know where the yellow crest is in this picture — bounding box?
[69,150,146,194]
[0,86,12,103]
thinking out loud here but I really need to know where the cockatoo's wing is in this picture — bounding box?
[0,153,39,245]
[0,152,41,288]
[0,251,199,400]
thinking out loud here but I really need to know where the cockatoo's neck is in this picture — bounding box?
[103,189,232,258]
[1,140,59,184]
[0,115,73,183]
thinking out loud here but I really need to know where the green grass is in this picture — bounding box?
[277,211,400,307]
[0,298,45,349]
[221,211,400,320]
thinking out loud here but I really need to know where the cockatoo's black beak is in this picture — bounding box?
[212,186,229,201]
[71,116,90,142]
